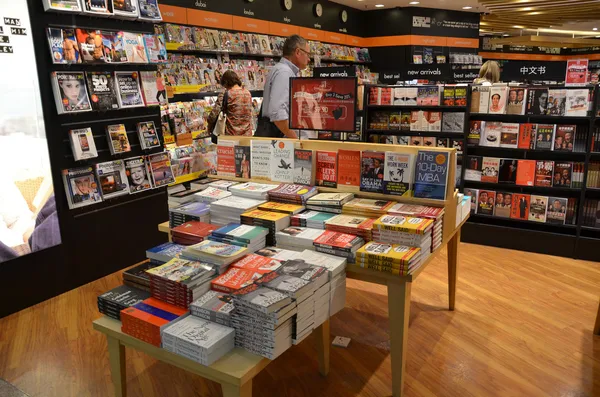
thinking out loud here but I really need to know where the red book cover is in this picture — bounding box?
[211,268,262,293]
[217,144,235,176]
[511,194,531,220]
[380,87,392,105]
[481,157,500,183]
[231,254,281,274]
[313,230,362,251]
[316,151,338,188]
[369,87,380,105]
[337,149,361,187]
[518,123,534,149]
[516,160,536,186]
[172,222,218,239]
[534,160,554,187]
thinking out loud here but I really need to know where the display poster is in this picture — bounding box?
[289,77,357,133]
[565,59,589,86]
[0,0,62,263]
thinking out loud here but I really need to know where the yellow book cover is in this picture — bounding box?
[358,262,403,275]
[241,209,290,222]
[373,215,433,234]
[257,202,305,215]
[356,242,421,264]
[325,214,376,230]
[343,198,397,213]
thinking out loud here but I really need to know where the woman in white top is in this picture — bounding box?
[473,60,501,86]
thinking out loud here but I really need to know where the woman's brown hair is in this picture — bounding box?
[220,70,242,89]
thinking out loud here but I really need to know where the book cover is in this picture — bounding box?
[494,191,512,218]
[414,151,449,200]
[62,166,103,209]
[506,87,526,115]
[517,124,535,149]
[383,152,414,197]
[148,152,175,187]
[475,85,490,113]
[211,268,262,293]
[463,188,478,213]
[488,86,508,114]
[123,32,148,63]
[143,34,167,64]
[510,193,530,220]
[443,87,455,106]
[101,31,127,63]
[234,146,251,179]
[106,124,131,155]
[75,29,105,63]
[565,89,589,117]
[470,86,481,113]
[436,138,449,148]
[528,195,548,223]
[498,159,517,184]
[480,121,501,147]
[47,27,81,64]
[427,111,442,132]
[500,123,519,148]
[52,71,92,114]
[115,71,144,108]
[526,88,549,115]
[481,157,500,183]
[337,149,361,187]
[232,254,281,274]
[360,151,385,193]
[124,156,153,193]
[554,125,576,152]
[389,113,401,130]
[293,149,313,185]
[454,87,467,107]
[316,151,337,188]
[271,140,294,183]
[477,190,495,215]
[96,160,130,199]
[138,0,163,21]
[534,160,554,187]
[552,162,572,188]
[217,144,235,177]
[547,89,567,116]
[69,128,98,161]
[86,71,119,111]
[516,160,536,186]
[534,124,555,150]
[136,121,160,150]
[547,197,568,225]
[465,156,482,182]
[140,70,167,106]
[250,140,272,180]
[468,120,484,145]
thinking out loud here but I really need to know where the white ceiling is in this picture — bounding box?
[329,0,485,12]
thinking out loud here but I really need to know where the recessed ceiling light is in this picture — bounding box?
[409,1,420,4]
[462,6,472,9]
[594,27,598,31]
[513,25,524,29]
[375,4,385,7]
[503,34,510,37]
[522,7,533,11]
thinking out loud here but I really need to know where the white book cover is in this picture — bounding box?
[255,247,302,261]
[250,140,272,180]
[69,127,98,160]
[195,186,232,201]
[270,140,295,183]
[547,89,567,116]
[115,71,144,108]
[139,71,166,106]
[565,89,589,117]
[112,0,138,18]
[122,32,148,63]
[393,87,406,106]
[95,159,130,199]
[229,182,276,195]
[405,87,418,106]
[300,250,346,278]
[383,151,415,196]
[276,227,324,243]
[163,315,234,350]
[137,0,162,21]
[43,0,82,13]
[480,121,502,147]
[211,196,266,211]
[209,180,239,190]
[488,86,508,114]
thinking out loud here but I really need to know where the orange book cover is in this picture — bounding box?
[211,268,262,293]
[337,149,361,187]
[231,254,281,273]
[518,123,534,149]
[217,144,235,176]
[516,160,536,186]
[511,194,531,220]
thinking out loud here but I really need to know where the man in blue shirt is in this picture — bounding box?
[258,35,311,139]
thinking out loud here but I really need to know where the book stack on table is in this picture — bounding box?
[209,196,266,226]
[372,215,434,263]
[169,202,211,228]
[229,182,277,200]
[387,204,445,252]
[123,261,159,292]
[97,285,150,320]
[313,230,365,263]
[171,221,218,245]
[240,209,291,246]
[300,250,347,317]
[146,242,187,264]
[290,210,336,229]
[275,226,325,252]
[193,186,232,204]
[211,253,282,293]
[208,180,239,191]
[190,290,235,326]
[182,240,248,274]
[325,214,375,242]
[161,314,235,366]
[146,258,217,309]
[306,193,354,214]
[342,198,397,218]
[208,223,269,252]
[267,184,318,204]
[231,283,298,359]
[356,242,423,275]
[257,202,305,215]
[254,246,303,261]
[168,186,209,209]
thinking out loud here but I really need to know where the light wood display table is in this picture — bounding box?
[594,301,600,335]
[93,316,330,397]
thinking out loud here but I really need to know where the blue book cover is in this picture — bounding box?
[413,151,449,200]
[172,201,210,216]
[146,242,186,262]
[211,223,268,243]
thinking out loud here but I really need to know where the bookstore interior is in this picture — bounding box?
[1,0,600,396]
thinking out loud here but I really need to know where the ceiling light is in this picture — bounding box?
[513,25,524,29]
[375,4,385,7]
[462,6,472,9]
[409,1,420,4]
[503,34,510,37]
[522,7,533,11]
[594,28,598,31]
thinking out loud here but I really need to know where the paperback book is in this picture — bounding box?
[414,151,449,200]
[547,89,567,116]
[488,86,508,114]
[95,160,130,199]
[534,124,555,150]
[148,152,176,187]
[383,152,414,197]
[477,190,495,215]
[510,194,530,220]
[271,140,295,183]
[554,125,576,152]
[62,166,103,209]
[250,140,272,180]
[526,88,549,115]
[481,157,500,183]
[471,85,490,113]
[106,124,131,155]
[493,192,512,218]
[360,151,385,193]
[516,160,536,186]
[468,121,483,145]
[234,146,252,179]
[534,160,554,187]
[124,156,153,193]
[69,128,98,161]
[293,149,312,185]
[546,197,568,224]
[506,87,526,115]
[217,143,236,177]
[518,124,535,150]
[498,159,517,184]
[500,123,519,148]
[528,195,548,223]
[115,71,145,108]
[552,162,572,188]
[480,121,501,147]
[565,89,589,117]
[315,151,337,188]
[86,71,119,111]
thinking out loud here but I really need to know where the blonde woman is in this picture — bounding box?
[474,60,501,85]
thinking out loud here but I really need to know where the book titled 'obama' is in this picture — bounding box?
[413,151,449,200]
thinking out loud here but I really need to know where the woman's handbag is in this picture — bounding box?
[211,91,229,143]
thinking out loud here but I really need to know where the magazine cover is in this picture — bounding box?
[112,0,138,18]
[143,33,167,63]
[494,191,512,218]
[86,71,119,111]
[47,27,81,64]
[140,71,167,106]
[510,194,531,220]
[125,156,153,193]
[138,0,162,21]
[123,32,148,63]
[82,0,111,15]
[383,152,414,197]
[534,160,554,187]
[69,127,98,161]
[554,125,576,152]
[136,121,160,150]
[96,160,130,199]
[52,71,92,113]
[360,151,385,193]
[62,166,103,209]
[528,195,548,223]
[546,197,568,225]
[316,151,337,188]
[498,159,517,184]
[293,149,312,185]
[481,157,500,183]
[526,88,549,115]
[552,162,572,188]
[101,31,127,63]
[75,29,105,63]
[477,190,495,215]
[234,146,251,179]
[534,124,555,150]
[148,152,175,186]
[506,87,526,115]
[115,71,145,108]
[43,0,83,12]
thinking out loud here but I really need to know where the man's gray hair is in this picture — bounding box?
[282,35,307,57]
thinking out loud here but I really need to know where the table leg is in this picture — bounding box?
[594,300,600,335]
[387,281,412,397]
[106,335,127,397]
[222,379,252,397]
[448,229,461,311]
[315,319,330,376]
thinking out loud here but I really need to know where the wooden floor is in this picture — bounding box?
[1,242,600,397]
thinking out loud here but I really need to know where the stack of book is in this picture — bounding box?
[229,182,277,200]
[257,202,305,215]
[190,290,235,326]
[291,210,337,229]
[387,204,444,252]
[325,214,375,242]
[329,269,347,317]
[190,179,213,190]
[171,221,218,245]
[211,267,264,293]
[208,180,239,191]
[343,198,397,218]
[123,262,158,292]
[146,242,187,264]
[356,242,422,275]
[169,202,211,228]
[121,297,188,347]
[254,246,303,261]
[313,230,365,262]
[267,184,318,204]
[168,186,209,208]
[209,224,269,252]
[146,258,217,309]
[193,186,232,204]
[97,285,150,320]
[161,314,235,366]
[231,253,282,274]
[231,283,297,359]
[306,193,355,214]
[275,226,325,251]
[240,209,291,246]
[182,240,248,273]
[372,215,434,263]
[210,196,266,226]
